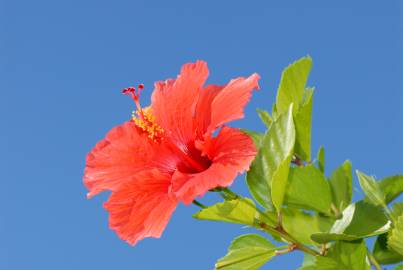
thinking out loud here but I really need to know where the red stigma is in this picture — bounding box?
[122,84,146,116]
[122,87,135,94]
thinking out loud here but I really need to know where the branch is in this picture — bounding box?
[220,187,321,257]
[367,249,382,270]
[192,200,207,209]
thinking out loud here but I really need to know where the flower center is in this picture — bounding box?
[123,84,164,142]
[178,147,212,173]
[122,84,210,173]
[165,140,211,173]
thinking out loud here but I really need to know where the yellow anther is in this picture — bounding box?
[132,107,164,142]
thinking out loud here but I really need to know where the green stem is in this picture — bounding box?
[274,245,290,251]
[221,187,239,199]
[275,244,298,255]
[296,243,321,257]
[220,187,320,257]
[320,244,328,256]
[367,249,382,270]
[330,203,341,219]
[192,200,207,209]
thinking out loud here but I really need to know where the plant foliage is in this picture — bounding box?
[193,57,403,269]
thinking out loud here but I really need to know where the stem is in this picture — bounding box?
[220,187,320,257]
[221,187,239,199]
[330,203,341,218]
[320,244,328,256]
[275,244,298,255]
[280,227,320,256]
[277,211,283,228]
[192,200,207,209]
[296,243,321,257]
[367,249,382,270]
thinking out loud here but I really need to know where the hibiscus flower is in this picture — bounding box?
[84,61,260,245]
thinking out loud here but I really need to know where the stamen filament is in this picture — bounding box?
[122,84,146,120]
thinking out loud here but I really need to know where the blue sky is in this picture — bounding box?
[1,0,402,269]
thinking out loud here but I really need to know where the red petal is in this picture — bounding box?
[194,84,224,138]
[207,73,260,134]
[84,122,154,198]
[171,126,257,204]
[151,61,209,147]
[104,169,177,246]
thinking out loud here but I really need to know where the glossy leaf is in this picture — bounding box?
[274,56,313,162]
[373,233,403,264]
[245,128,273,210]
[284,165,332,214]
[242,127,271,211]
[389,214,403,256]
[356,170,386,207]
[317,146,325,173]
[282,208,334,245]
[263,105,295,211]
[193,198,258,226]
[311,201,390,244]
[293,87,314,161]
[275,56,312,115]
[329,160,352,212]
[379,175,403,204]
[316,240,371,270]
[246,151,273,210]
[215,234,276,270]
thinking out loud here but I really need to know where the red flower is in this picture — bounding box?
[84,61,260,245]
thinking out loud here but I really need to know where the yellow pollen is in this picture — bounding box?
[132,107,164,142]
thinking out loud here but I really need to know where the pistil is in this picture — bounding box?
[123,84,164,142]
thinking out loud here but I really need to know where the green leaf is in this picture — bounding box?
[379,175,403,204]
[248,104,295,211]
[282,208,334,245]
[256,109,273,128]
[317,146,325,173]
[193,198,259,226]
[264,105,296,211]
[356,170,386,207]
[284,164,332,214]
[245,128,272,210]
[241,129,268,210]
[311,201,390,244]
[298,254,317,270]
[373,233,403,265]
[274,57,314,162]
[276,56,313,115]
[389,214,403,256]
[293,87,314,161]
[396,264,403,270]
[215,234,276,270]
[316,240,371,270]
[329,160,352,212]
[246,150,274,210]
